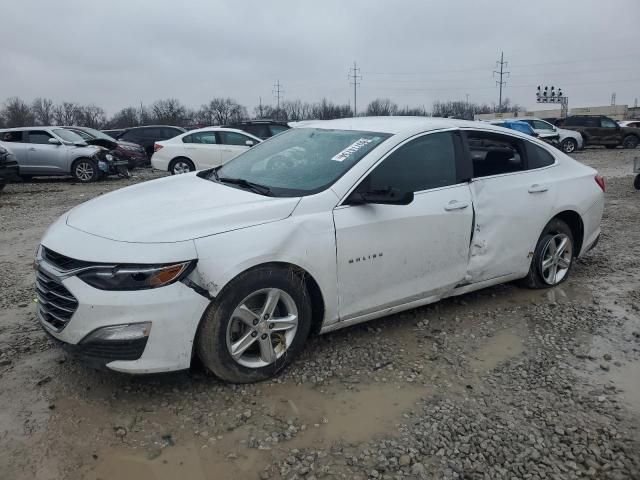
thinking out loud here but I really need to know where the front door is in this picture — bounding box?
[333,131,473,320]
[25,130,67,174]
[182,131,221,169]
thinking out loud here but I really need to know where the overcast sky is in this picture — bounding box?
[3,0,639,115]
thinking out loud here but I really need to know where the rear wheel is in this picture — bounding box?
[169,157,195,175]
[196,266,312,383]
[560,138,577,154]
[518,219,575,289]
[623,135,639,149]
[72,158,99,183]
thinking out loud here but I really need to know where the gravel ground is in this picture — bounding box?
[0,148,639,480]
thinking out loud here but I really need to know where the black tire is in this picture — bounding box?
[71,158,99,183]
[605,145,617,149]
[634,174,640,190]
[0,179,5,192]
[518,218,575,289]
[169,157,195,175]
[560,138,577,154]
[622,135,639,149]
[196,266,312,383]
[117,165,130,178]
[20,174,33,182]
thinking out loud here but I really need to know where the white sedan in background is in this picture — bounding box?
[36,117,603,382]
[151,127,261,175]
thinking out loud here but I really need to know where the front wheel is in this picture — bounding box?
[196,266,312,383]
[560,138,577,154]
[623,135,639,149]
[169,158,195,175]
[72,158,99,183]
[518,219,575,289]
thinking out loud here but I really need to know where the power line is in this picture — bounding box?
[272,80,284,118]
[493,51,509,111]
[348,61,362,116]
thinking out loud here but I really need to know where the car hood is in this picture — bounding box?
[66,173,301,243]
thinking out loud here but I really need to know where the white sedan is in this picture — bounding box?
[36,117,604,382]
[151,127,261,174]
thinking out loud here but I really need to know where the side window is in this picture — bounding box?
[27,130,54,145]
[525,141,555,169]
[144,128,162,138]
[563,117,580,127]
[467,131,524,178]
[245,125,270,139]
[269,125,289,136]
[121,130,140,142]
[1,131,24,142]
[184,132,217,144]
[219,131,252,146]
[162,128,181,139]
[533,120,552,130]
[601,118,617,128]
[584,117,599,127]
[366,132,457,193]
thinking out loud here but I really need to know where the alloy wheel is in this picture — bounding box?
[226,288,298,368]
[173,161,192,174]
[540,233,572,285]
[75,162,94,182]
[562,139,576,153]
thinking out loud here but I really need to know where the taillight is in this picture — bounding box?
[153,143,163,152]
[595,175,605,192]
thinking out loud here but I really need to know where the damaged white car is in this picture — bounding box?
[36,117,604,382]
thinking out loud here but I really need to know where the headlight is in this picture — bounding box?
[105,153,114,161]
[77,261,194,291]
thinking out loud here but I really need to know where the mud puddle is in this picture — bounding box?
[469,326,526,374]
[84,382,425,480]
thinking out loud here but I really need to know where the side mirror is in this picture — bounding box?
[48,138,61,145]
[347,187,414,206]
[245,140,255,147]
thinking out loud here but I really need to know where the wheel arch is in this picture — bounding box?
[552,210,584,255]
[168,156,194,172]
[204,261,326,335]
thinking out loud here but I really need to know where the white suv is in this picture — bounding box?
[37,117,604,382]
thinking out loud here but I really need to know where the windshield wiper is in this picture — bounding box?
[216,176,273,196]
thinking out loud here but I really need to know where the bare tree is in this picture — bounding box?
[151,98,187,125]
[107,107,140,128]
[77,104,106,128]
[2,97,35,127]
[32,98,55,125]
[366,98,398,116]
[200,98,247,125]
[53,102,81,125]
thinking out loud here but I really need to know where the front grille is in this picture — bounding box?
[79,338,148,361]
[36,268,78,332]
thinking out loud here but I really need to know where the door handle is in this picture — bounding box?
[444,200,469,211]
[528,184,548,193]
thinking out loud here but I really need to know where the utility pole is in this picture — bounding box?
[348,61,362,117]
[258,96,263,118]
[493,52,509,112]
[272,81,284,120]
[610,92,616,106]
[634,98,638,108]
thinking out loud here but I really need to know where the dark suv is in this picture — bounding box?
[114,125,186,158]
[560,115,639,149]
[222,120,289,140]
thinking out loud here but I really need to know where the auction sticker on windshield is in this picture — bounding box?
[331,138,375,162]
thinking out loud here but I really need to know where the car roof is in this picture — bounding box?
[124,125,185,130]
[297,116,512,135]
[175,126,262,141]
[0,126,58,131]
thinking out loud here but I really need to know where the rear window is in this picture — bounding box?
[525,142,555,169]
[1,131,23,142]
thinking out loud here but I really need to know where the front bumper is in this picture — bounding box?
[37,252,210,374]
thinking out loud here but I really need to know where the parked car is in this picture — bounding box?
[490,120,539,137]
[113,125,187,158]
[619,120,640,129]
[560,115,639,149]
[63,126,147,169]
[102,129,125,138]
[151,127,261,175]
[516,118,584,154]
[0,143,19,192]
[0,127,122,182]
[223,120,290,139]
[35,117,603,382]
